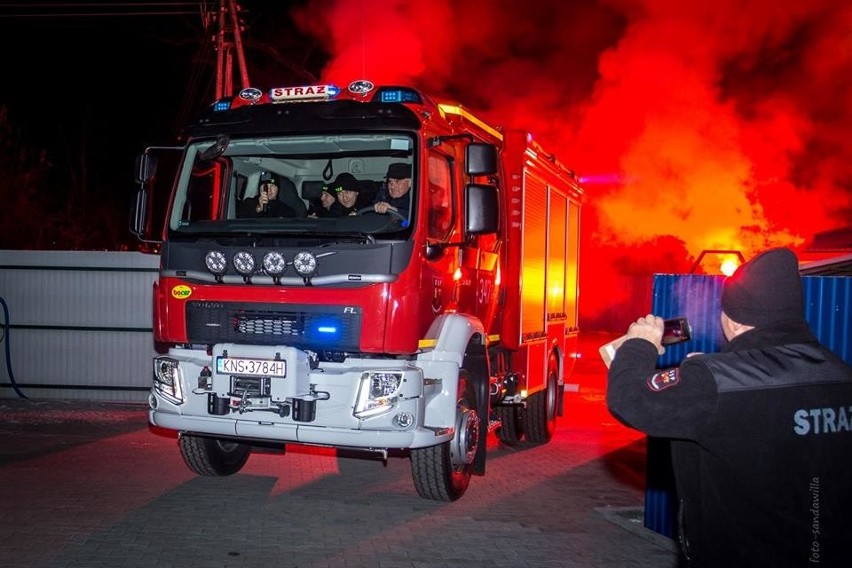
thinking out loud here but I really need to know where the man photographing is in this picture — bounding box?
[238,176,300,218]
[606,247,852,567]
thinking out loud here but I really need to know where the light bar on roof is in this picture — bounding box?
[374,87,423,104]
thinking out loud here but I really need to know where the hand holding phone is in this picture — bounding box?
[599,316,692,368]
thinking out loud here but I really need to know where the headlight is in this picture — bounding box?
[205,250,228,276]
[153,356,184,404]
[233,251,256,276]
[262,251,287,276]
[354,371,402,418]
[293,251,317,277]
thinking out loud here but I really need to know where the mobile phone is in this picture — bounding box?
[662,317,691,345]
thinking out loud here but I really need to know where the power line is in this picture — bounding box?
[0,2,199,5]
[0,2,202,18]
[0,11,198,17]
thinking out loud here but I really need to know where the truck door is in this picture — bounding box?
[421,151,457,319]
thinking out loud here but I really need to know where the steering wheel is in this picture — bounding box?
[355,206,406,222]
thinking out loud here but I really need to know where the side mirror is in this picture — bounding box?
[135,153,158,184]
[465,143,498,176]
[465,183,499,235]
[423,183,499,260]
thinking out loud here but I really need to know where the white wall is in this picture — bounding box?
[0,250,159,402]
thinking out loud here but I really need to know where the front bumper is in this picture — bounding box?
[148,344,450,450]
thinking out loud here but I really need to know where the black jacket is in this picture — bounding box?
[372,185,411,218]
[308,192,373,218]
[607,320,852,567]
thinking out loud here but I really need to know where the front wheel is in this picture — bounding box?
[410,371,478,501]
[179,434,251,476]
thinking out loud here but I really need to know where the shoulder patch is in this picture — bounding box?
[646,368,680,392]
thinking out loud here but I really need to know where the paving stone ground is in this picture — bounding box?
[0,332,681,568]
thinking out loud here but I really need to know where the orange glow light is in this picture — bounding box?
[720,258,739,276]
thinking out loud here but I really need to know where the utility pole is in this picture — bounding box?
[214,0,250,99]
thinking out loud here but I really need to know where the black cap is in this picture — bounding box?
[721,247,804,326]
[328,172,359,193]
[387,162,411,179]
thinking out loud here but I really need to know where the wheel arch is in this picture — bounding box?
[462,332,489,475]
[417,313,490,474]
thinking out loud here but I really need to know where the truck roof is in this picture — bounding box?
[184,80,503,146]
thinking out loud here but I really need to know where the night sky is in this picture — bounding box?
[1,0,850,327]
[0,1,322,199]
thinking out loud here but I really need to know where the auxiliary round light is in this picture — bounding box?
[205,250,228,275]
[262,251,287,276]
[233,251,256,276]
[293,251,317,277]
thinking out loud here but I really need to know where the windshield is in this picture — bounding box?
[169,134,415,236]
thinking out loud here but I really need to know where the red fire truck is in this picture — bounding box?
[132,80,583,501]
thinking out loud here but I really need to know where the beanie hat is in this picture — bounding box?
[329,172,359,193]
[387,162,411,179]
[721,247,804,326]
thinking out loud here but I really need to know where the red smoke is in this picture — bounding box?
[291,0,852,330]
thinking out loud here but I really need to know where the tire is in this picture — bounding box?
[410,371,478,501]
[178,434,251,476]
[522,352,558,444]
[494,404,523,445]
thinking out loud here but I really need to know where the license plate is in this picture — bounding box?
[216,357,287,378]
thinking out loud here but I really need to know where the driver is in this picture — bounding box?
[372,162,411,219]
